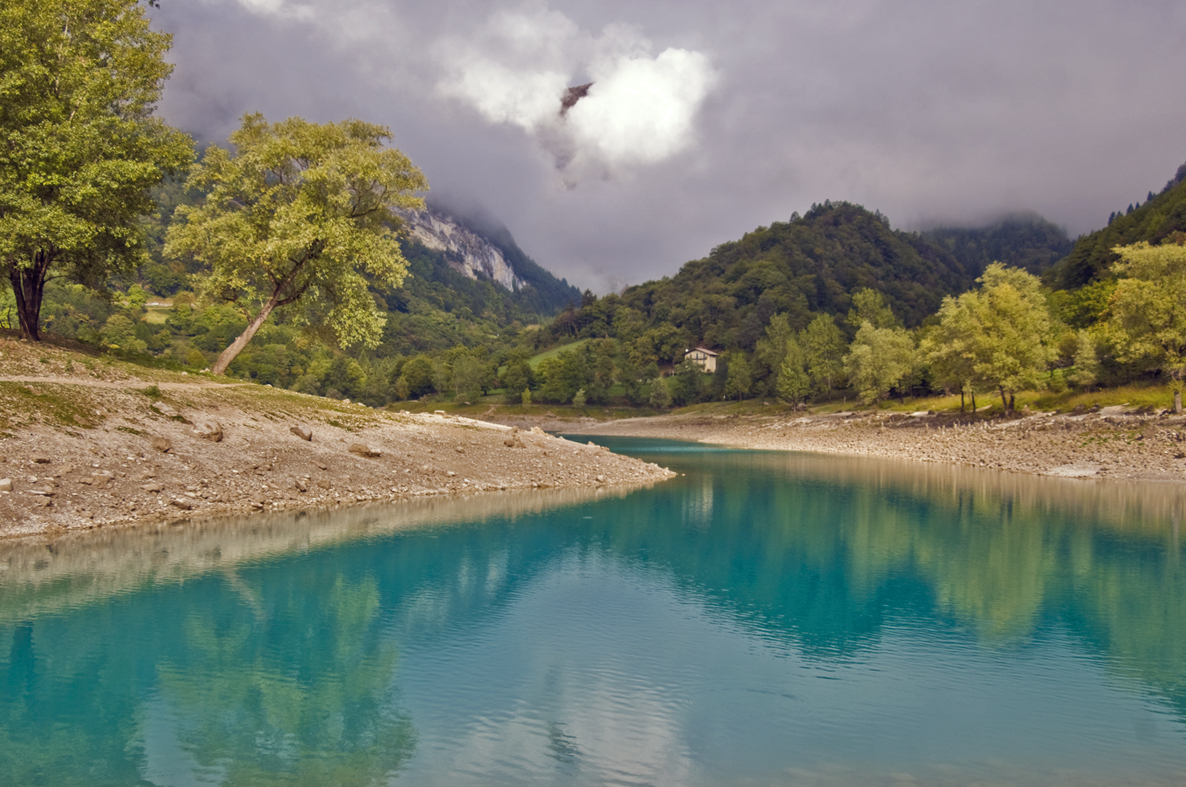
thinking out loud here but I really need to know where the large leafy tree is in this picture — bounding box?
[165,114,428,375]
[0,0,193,341]
[1107,241,1186,412]
[927,263,1054,413]
[844,321,916,405]
[964,264,1055,413]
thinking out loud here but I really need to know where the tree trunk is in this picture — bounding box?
[211,300,279,376]
[210,256,313,376]
[999,387,1010,414]
[960,388,965,412]
[1175,388,1183,414]
[7,251,52,342]
[971,391,976,411]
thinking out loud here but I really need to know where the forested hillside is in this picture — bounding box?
[922,213,1072,277]
[555,201,976,352]
[1047,162,1186,289]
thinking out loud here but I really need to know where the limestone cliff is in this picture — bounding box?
[399,208,527,292]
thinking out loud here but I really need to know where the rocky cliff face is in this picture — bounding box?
[399,208,527,292]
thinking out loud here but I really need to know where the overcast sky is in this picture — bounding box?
[152,0,1186,292]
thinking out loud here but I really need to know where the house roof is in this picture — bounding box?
[688,347,718,356]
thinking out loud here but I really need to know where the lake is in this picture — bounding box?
[2,437,1185,786]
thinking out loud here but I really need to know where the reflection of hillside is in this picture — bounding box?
[597,444,1186,715]
[0,485,639,626]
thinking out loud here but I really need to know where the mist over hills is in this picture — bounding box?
[921,213,1073,278]
[1047,161,1186,290]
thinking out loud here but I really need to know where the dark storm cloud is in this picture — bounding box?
[152,0,1186,291]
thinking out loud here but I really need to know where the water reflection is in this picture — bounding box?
[1,441,1185,784]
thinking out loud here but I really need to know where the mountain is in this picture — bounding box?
[616,201,973,345]
[399,207,527,291]
[397,204,580,318]
[1047,161,1186,290]
[922,212,1073,277]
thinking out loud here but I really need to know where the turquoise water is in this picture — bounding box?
[2,437,1186,786]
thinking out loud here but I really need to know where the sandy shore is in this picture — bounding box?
[568,407,1186,483]
[0,337,675,541]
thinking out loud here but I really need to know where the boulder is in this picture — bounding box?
[151,437,172,453]
[0,479,11,493]
[192,421,223,442]
[290,425,313,441]
[141,482,163,493]
[349,443,382,458]
[293,478,308,492]
[31,456,50,464]
[170,498,194,511]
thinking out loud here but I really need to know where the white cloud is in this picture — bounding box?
[568,48,717,167]
[434,3,718,179]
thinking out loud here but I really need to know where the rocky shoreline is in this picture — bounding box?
[0,339,675,541]
[569,407,1186,483]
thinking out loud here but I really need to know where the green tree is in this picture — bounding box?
[671,359,703,405]
[844,322,916,405]
[723,353,753,400]
[1107,241,1186,412]
[1068,330,1101,390]
[501,359,534,404]
[0,0,193,341]
[965,263,1056,413]
[801,314,846,395]
[755,313,794,382]
[846,288,900,330]
[395,355,434,399]
[776,341,811,403]
[451,355,485,403]
[924,296,979,410]
[164,114,427,375]
[648,376,672,408]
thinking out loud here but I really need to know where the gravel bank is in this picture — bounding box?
[569,407,1186,483]
[0,338,675,541]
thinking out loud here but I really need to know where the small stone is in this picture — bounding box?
[349,443,382,458]
[191,421,223,442]
[141,482,163,493]
[0,479,12,493]
[29,488,55,497]
[446,471,457,477]
[596,475,607,483]
[90,472,113,488]
[290,425,313,441]
[294,478,308,492]
[32,456,50,464]
[455,446,465,453]
[316,478,331,489]
[151,437,172,453]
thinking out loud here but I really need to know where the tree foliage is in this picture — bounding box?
[1107,241,1186,412]
[843,322,916,405]
[931,263,1055,413]
[164,114,427,374]
[0,0,193,340]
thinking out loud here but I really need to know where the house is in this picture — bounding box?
[683,347,719,374]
